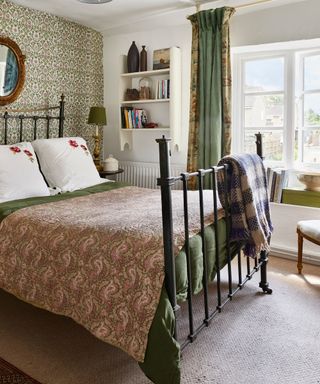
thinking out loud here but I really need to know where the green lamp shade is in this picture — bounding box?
[88,106,107,125]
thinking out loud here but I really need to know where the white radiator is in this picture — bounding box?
[116,161,185,189]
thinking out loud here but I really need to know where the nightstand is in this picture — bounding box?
[99,168,124,178]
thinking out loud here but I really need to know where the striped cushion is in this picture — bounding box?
[297,220,320,242]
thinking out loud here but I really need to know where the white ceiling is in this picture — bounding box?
[8,0,310,35]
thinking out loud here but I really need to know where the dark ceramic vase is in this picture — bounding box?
[127,41,139,73]
[140,45,147,72]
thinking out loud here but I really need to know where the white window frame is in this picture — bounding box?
[232,40,320,172]
[295,50,320,169]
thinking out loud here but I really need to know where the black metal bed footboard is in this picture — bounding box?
[156,136,272,351]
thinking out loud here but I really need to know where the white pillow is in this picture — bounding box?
[32,137,104,192]
[0,142,50,203]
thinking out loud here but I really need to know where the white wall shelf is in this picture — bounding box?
[121,128,170,131]
[119,46,181,151]
[120,99,169,105]
[121,68,170,78]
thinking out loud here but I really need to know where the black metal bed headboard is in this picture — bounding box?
[0,94,65,144]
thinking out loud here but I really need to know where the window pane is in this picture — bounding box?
[304,55,320,91]
[304,93,320,126]
[244,57,284,92]
[294,130,299,161]
[244,131,283,161]
[245,95,284,127]
[302,129,320,166]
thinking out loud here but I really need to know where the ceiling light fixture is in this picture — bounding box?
[77,0,112,4]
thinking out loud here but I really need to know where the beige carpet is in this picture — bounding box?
[0,256,319,384]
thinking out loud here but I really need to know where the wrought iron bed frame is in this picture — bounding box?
[156,135,272,349]
[0,94,65,143]
[1,96,272,367]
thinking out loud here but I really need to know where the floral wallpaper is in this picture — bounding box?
[0,0,104,152]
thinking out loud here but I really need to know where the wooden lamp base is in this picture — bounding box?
[93,133,103,171]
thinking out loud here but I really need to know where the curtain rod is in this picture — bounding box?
[194,0,272,12]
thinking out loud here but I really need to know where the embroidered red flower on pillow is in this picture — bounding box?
[80,144,89,155]
[9,146,34,162]
[69,140,79,148]
[10,146,21,154]
[24,149,35,162]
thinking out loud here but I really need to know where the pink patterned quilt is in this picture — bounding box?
[0,186,222,362]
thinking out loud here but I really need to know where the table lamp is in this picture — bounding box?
[88,106,107,171]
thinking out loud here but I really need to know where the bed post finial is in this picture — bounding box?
[156,136,180,336]
[59,94,65,137]
[255,132,263,160]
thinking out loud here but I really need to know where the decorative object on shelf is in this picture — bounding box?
[127,41,139,73]
[297,172,320,192]
[87,106,107,171]
[103,154,119,172]
[139,77,152,100]
[145,122,158,128]
[153,48,170,70]
[124,88,139,101]
[140,45,147,71]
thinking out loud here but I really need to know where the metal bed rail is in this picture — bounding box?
[156,136,272,350]
[0,94,65,144]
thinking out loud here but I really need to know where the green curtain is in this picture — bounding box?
[187,7,235,188]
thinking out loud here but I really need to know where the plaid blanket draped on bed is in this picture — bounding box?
[217,154,273,258]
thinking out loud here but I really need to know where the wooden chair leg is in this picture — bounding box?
[297,231,303,274]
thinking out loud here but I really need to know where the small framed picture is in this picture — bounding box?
[153,48,170,70]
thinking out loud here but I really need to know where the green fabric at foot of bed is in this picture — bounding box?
[139,289,181,384]
[175,218,239,302]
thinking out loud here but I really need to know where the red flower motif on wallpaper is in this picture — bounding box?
[69,139,79,148]
[9,146,21,154]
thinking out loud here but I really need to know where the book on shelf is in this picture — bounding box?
[120,107,148,129]
[266,167,289,203]
[155,79,170,99]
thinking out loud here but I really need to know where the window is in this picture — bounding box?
[296,52,320,167]
[233,45,320,171]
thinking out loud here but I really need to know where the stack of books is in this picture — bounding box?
[155,79,170,99]
[120,107,147,129]
[266,167,289,203]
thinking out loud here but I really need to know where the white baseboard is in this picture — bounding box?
[270,244,320,266]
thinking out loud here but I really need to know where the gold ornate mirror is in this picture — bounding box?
[0,36,25,106]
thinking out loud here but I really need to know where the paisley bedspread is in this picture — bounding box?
[0,186,222,362]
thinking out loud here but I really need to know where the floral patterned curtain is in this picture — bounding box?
[187,7,235,188]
